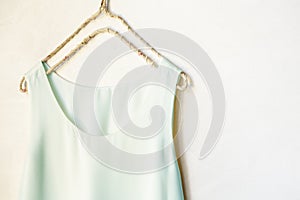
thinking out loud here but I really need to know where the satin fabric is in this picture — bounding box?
[19,57,185,200]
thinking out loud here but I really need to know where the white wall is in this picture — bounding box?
[1,0,300,199]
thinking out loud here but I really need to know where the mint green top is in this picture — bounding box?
[19,57,184,200]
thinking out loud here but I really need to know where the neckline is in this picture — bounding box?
[39,60,99,135]
[39,56,173,136]
[41,56,166,89]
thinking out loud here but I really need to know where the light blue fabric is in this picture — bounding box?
[19,57,185,200]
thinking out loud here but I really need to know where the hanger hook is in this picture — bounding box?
[100,0,110,11]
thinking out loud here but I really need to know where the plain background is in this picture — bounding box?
[1,0,300,199]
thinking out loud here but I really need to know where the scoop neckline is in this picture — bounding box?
[40,56,167,89]
[39,56,180,136]
[39,60,104,136]
[39,57,177,136]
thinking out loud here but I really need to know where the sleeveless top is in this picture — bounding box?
[19,56,185,200]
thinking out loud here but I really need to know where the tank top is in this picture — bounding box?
[19,56,185,200]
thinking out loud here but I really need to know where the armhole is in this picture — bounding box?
[22,61,44,150]
[22,61,41,95]
[158,56,183,92]
[157,56,183,158]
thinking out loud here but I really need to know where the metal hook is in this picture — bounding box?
[100,0,110,11]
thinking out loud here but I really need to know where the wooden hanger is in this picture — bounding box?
[19,0,190,93]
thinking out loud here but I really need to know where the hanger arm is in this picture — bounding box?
[42,0,161,63]
[41,10,102,63]
[45,27,157,75]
